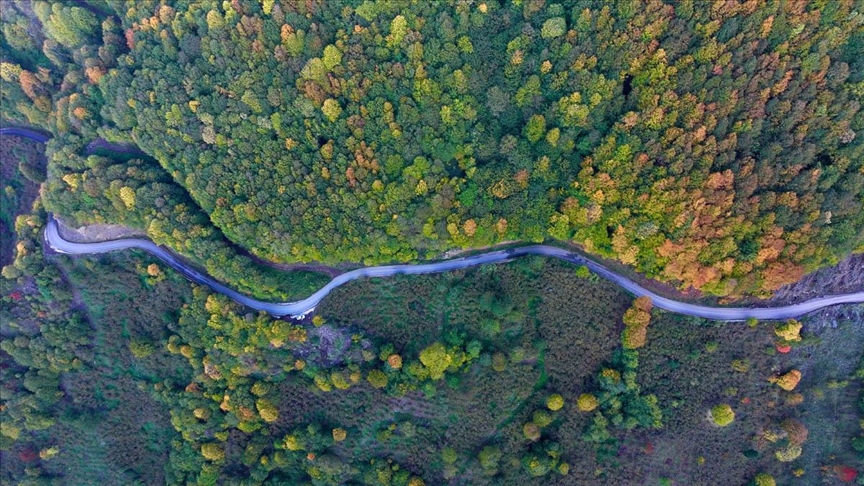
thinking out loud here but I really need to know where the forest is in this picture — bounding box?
[2,206,862,484]
[1,0,864,485]
[2,0,863,298]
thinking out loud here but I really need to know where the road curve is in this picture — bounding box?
[0,126,52,143]
[8,125,864,320]
[45,217,864,320]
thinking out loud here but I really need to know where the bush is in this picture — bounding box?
[711,404,735,426]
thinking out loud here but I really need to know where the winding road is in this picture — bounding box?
[7,125,864,321]
[45,217,864,320]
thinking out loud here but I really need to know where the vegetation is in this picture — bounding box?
[3,0,863,299]
[2,1,864,485]
[0,134,44,266]
[711,403,735,427]
[2,205,861,483]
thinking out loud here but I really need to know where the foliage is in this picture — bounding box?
[774,444,802,462]
[711,404,735,427]
[774,319,803,343]
[582,350,662,444]
[546,393,564,411]
[576,393,599,412]
[773,370,802,391]
[752,473,776,486]
[4,0,859,298]
[622,296,653,349]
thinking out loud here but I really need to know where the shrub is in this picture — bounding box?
[711,404,735,426]
[577,393,599,412]
[547,394,564,411]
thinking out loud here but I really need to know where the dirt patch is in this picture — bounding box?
[55,217,146,243]
[239,248,345,278]
[768,253,864,305]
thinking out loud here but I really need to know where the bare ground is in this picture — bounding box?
[767,253,864,305]
[55,217,146,243]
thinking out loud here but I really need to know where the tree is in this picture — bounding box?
[119,186,136,210]
[781,418,808,446]
[332,428,347,442]
[774,319,802,342]
[710,404,735,426]
[322,99,342,122]
[541,17,566,39]
[622,297,653,349]
[419,342,452,380]
[774,445,802,462]
[523,115,546,143]
[546,394,564,411]
[523,422,541,441]
[478,446,501,472]
[322,45,342,70]
[256,399,279,422]
[772,370,802,391]
[366,369,388,389]
[201,443,225,462]
[622,325,648,350]
[577,393,599,412]
[752,473,776,486]
[387,354,402,369]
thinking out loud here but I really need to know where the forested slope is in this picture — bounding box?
[3,0,864,297]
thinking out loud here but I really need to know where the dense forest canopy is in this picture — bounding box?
[2,0,864,298]
[2,2,864,486]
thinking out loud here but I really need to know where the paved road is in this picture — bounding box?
[9,125,864,320]
[0,126,52,143]
[1,126,147,156]
[45,217,864,320]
